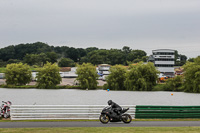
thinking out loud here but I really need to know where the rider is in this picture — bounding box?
[1,101,11,111]
[107,100,122,115]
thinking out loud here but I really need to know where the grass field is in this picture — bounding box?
[0,67,6,73]
[1,127,200,133]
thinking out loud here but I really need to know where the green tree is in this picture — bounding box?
[0,45,15,61]
[7,59,21,64]
[174,50,187,66]
[65,47,79,62]
[183,56,200,92]
[5,63,32,85]
[175,54,187,66]
[85,47,99,54]
[122,46,131,65]
[77,48,87,62]
[14,42,51,60]
[132,59,141,63]
[109,49,125,65]
[58,58,75,67]
[0,42,52,61]
[76,63,98,89]
[0,59,7,67]
[38,53,50,66]
[122,46,131,54]
[163,76,183,91]
[132,56,147,63]
[188,58,195,62]
[36,62,61,89]
[79,56,89,64]
[106,65,127,90]
[127,50,147,62]
[23,53,51,67]
[23,54,39,66]
[45,52,58,63]
[88,50,110,65]
[124,62,158,91]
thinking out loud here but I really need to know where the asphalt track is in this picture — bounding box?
[1,121,200,128]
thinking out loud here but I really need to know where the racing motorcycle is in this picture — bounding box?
[1,101,12,119]
[99,106,132,124]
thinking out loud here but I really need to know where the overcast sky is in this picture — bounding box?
[0,0,200,58]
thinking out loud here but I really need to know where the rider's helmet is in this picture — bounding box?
[108,100,113,105]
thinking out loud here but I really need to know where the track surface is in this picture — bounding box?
[1,121,200,128]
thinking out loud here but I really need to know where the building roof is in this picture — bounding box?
[152,49,175,52]
[98,64,111,66]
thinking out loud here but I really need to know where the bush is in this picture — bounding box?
[106,65,127,90]
[5,63,32,85]
[36,62,61,89]
[163,76,183,91]
[152,84,165,91]
[58,58,75,67]
[125,62,159,91]
[183,56,200,93]
[76,63,98,89]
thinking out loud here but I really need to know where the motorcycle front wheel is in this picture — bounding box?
[122,114,132,123]
[99,114,110,124]
[4,107,10,119]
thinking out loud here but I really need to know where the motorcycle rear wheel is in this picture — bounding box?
[4,113,8,119]
[99,114,109,124]
[122,114,132,123]
[4,107,10,119]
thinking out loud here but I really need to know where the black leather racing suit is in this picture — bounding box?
[110,102,122,115]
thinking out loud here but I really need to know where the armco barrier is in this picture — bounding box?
[10,105,136,120]
[135,105,200,119]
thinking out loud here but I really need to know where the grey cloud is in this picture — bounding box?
[0,0,200,58]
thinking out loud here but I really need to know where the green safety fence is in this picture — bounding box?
[135,105,200,119]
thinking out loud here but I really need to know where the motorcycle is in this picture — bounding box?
[99,106,132,124]
[1,101,12,119]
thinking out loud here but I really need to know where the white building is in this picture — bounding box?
[97,64,111,80]
[98,64,110,74]
[0,73,5,79]
[59,67,78,78]
[151,49,175,77]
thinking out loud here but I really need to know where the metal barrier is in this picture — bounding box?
[11,105,136,120]
[135,105,200,119]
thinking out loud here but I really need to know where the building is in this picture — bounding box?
[97,64,111,80]
[150,49,175,77]
[0,73,5,79]
[174,67,184,76]
[59,67,78,78]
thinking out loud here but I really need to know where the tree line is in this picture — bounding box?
[0,42,187,67]
[3,56,200,92]
[77,57,200,93]
[5,62,61,89]
[4,61,159,90]
[158,56,200,93]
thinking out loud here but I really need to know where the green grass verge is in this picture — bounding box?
[1,127,200,133]
[0,84,37,89]
[55,85,84,89]
[0,84,103,89]
[0,67,6,73]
